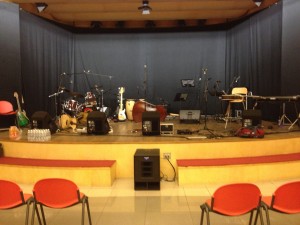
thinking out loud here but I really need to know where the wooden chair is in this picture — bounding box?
[224,87,248,128]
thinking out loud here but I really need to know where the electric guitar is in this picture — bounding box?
[13,92,29,127]
[118,87,126,121]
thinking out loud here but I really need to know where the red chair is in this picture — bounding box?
[31,178,92,225]
[0,100,15,115]
[200,183,263,225]
[0,180,34,225]
[261,181,300,225]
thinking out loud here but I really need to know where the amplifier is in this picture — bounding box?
[160,123,174,135]
[179,110,201,123]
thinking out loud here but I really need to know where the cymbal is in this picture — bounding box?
[70,92,84,98]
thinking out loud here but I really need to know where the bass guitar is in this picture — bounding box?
[13,92,29,127]
[118,87,127,121]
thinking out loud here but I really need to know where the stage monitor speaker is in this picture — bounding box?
[134,149,160,190]
[87,111,109,135]
[242,109,262,127]
[142,111,160,136]
[179,110,201,123]
[31,111,58,134]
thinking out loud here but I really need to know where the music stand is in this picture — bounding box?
[174,93,188,112]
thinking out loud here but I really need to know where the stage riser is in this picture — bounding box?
[177,161,300,186]
[1,136,300,186]
[0,164,116,186]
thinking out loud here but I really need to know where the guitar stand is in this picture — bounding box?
[288,113,300,130]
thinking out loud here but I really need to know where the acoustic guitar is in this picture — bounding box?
[13,92,29,127]
[118,87,127,121]
[60,114,77,132]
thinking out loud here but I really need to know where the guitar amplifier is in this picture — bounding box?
[180,110,201,123]
[87,111,110,135]
[31,111,58,134]
[142,111,160,136]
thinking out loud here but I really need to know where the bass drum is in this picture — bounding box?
[125,99,136,121]
[64,99,79,112]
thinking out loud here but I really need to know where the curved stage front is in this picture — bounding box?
[1,119,300,186]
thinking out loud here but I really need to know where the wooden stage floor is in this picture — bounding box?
[1,115,300,143]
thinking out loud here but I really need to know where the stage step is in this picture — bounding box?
[0,157,116,187]
[177,153,300,186]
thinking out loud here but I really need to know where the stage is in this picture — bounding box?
[1,115,300,186]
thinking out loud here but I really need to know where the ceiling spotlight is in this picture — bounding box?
[36,2,48,13]
[253,0,262,7]
[138,0,152,15]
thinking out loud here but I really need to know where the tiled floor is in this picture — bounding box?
[1,178,300,225]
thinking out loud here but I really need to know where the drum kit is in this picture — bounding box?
[51,85,110,131]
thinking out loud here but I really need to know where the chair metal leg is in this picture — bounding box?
[31,202,42,225]
[40,205,46,225]
[249,211,254,225]
[85,198,93,225]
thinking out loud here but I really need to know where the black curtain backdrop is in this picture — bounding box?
[73,32,226,115]
[11,0,298,122]
[225,2,282,120]
[0,2,22,106]
[20,11,74,117]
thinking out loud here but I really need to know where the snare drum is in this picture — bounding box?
[125,99,136,120]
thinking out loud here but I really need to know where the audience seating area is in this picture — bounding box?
[1,179,299,225]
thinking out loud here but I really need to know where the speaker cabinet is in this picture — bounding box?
[134,149,160,190]
[142,111,160,136]
[179,110,201,123]
[242,110,262,127]
[31,111,57,134]
[87,111,109,135]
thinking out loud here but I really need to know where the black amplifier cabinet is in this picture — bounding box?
[87,111,109,135]
[134,149,160,190]
[242,110,262,127]
[179,110,201,123]
[142,111,160,136]
[31,111,58,134]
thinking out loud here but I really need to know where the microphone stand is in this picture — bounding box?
[199,69,216,138]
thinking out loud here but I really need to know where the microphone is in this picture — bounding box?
[202,68,208,75]
[235,76,240,83]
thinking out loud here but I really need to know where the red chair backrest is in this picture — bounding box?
[0,180,24,209]
[0,101,14,114]
[272,181,300,213]
[33,178,81,208]
[211,183,261,216]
